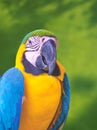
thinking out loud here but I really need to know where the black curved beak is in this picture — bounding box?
[36,40,56,75]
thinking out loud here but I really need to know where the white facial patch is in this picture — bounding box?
[25,35,57,67]
[25,51,40,67]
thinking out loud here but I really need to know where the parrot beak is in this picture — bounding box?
[41,39,56,75]
[36,40,56,75]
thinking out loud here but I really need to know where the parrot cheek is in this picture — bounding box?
[25,51,40,67]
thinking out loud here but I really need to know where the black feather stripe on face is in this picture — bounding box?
[22,52,60,76]
[22,52,43,75]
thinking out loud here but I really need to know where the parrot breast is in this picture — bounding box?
[19,73,62,130]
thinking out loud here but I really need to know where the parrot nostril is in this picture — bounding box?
[42,38,45,42]
[42,55,47,65]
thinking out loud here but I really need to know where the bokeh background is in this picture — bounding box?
[0,0,97,130]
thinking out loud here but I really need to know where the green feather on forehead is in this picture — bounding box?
[21,29,56,44]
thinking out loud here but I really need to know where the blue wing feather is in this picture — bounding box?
[51,73,70,130]
[0,68,24,130]
[0,113,5,130]
[12,97,23,130]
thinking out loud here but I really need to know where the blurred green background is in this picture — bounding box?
[0,0,97,130]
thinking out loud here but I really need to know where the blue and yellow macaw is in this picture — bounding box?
[0,29,70,130]
[0,68,24,130]
[16,29,70,130]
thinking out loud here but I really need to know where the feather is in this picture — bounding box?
[21,29,56,44]
[51,73,70,130]
[0,68,24,130]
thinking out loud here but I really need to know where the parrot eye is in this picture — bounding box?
[26,39,32,47]
[26,36,40,51]
[29,40,32,44]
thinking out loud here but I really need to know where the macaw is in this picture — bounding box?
[15,29,70,130]
[0,68,24,130]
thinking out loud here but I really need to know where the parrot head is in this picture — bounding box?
[16,29,60,75]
